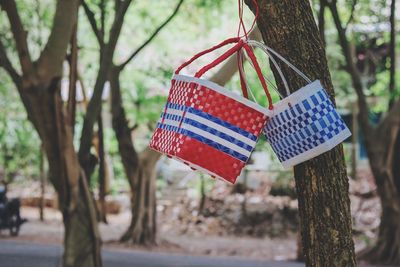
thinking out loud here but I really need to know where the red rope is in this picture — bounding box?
[175,37,240,74]
[242,43,273,110]
[237,0,259,40]
[237,51,249,98]
[195,40,244,78]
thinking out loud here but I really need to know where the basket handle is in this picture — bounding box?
[194,40,245,78]
[194,42,273,110]
[239,44,290,99]
[173,38,273,110]
[174,37,249,99]
[175,37,241,75]
[246,40,312,96]
[241,43,273,110]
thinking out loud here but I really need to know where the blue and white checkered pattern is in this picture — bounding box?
[264,81,351,168]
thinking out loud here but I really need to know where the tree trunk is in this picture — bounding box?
[198,174,206,215]
[39,145,45,221]
[0,0,101,265]
[246,1,356,266]
[97,108,108,223]
[109,66,158,245]
[22,81,102,267]
[120,148,160,245]
[325,1,400,263]
[360,124,400,264]
[109,66,139,189]
[363,173,400,264]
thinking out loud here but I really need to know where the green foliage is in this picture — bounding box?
[0,72,40,182]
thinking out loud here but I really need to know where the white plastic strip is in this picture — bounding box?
[247,40,312,84]
[281,127,351,169]
[272,80,322,114]
[179,122,252,157]
[184,112,257,147]
[161,115,253,158]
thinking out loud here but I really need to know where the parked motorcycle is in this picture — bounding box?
[0,184,26,236]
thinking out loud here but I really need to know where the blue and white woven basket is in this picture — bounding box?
[244,40,351,169]
[264,81,351,168]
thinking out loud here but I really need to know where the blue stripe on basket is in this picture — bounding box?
[161,112,182,122]
[156,122,179,133]
[179,129,248,162]
[182,118,253,152]
[186,107,257,141]
[160,112,253,152]
[166,103,257,141]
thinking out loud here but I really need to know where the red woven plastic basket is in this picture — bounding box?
[150,38,272,184]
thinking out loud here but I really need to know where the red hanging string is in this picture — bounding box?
[236,0,263,102]
[237,0,259,40]
[242,43,273,110]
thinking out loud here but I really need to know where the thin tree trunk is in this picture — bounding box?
[198,174,206,215]
[326,1,400,264]
[67,22,78,135]
[109,66,139,195]
[39,145,45,221]
[351,103,358,180]
[110,64,160,244]
[97,109,108,223]
[246,1,356,266]
[120,148,160,244]
[360,125,400,264]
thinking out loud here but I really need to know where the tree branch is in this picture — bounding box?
[327,1,372,135]
[36,0,80,82]
[0,0,34,76]
[67,23,78,136]
[82,0,105,48]
[118,0,184,70]
[100,0,106,42]
[0,38,22,87]
[107,0,132,54]
[78,0,132,169]
[380,100,400,135]
[345,0,357,30]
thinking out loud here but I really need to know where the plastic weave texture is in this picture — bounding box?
[150,75,269,184]
[264,80,351,168]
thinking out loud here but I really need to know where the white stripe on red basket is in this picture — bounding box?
[157,104,257,162]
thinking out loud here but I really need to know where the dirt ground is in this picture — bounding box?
[0,206,298,261]
[1,165,380,263]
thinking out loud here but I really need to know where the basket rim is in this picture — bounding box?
[172,74,272,116]
[280,126,351,169]
[271,80,323,115]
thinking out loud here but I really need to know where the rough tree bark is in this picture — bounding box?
[0,1,102,266]
[246,1,356,266]
[326,1,400,264]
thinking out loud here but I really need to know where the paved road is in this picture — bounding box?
[0,240,303,267]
